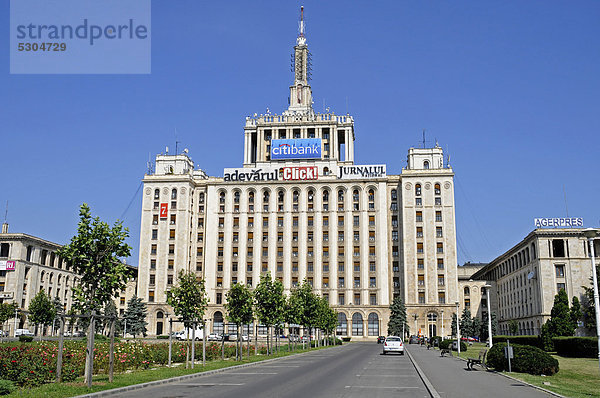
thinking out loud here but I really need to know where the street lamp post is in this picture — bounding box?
[484,284,493,348]
[455,301,460,357]
[441,310,444,339]
[583,228,600,371]
[13,307,18,338]
[413,314,418,336]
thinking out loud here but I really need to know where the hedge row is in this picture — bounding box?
[486,342,559,375]
[493,335,543,349]
[552,337,598,358]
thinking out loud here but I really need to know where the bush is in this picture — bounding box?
[553,337,598,358]
[157,335,169,339]
[430,336,442,347]
[0,380,16,395]
[493,335,543,349]
[439,339,467,351]
[342,337,351,342]
[486,343,559,375]
[18,336,33,343]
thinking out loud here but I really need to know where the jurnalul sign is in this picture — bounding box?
[534,218,583,228]
[271,138,322,160]
[337,164,386,179]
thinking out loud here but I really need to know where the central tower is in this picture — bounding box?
[286,6,313,115]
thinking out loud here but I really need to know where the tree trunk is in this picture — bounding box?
[221,334,225,360]
[254,322,258,356]
[202,320,206,367]
[168,319,172,367]
[85,312,95,388]
[56,316,65,382]
[109,318,115,383]
[191,325,196,369]
[247,324,250,360]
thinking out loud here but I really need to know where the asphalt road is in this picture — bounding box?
[118,343,430,398]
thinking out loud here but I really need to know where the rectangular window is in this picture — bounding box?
[416,227,423,238]
[293,217,299,227]
[293,232,298,241]
[437,258,444,269]
[218,232,224,242]
[307,262,314,272]
[392,230,398,241]
[277,262,283,272]
[168,244,175,254]
[149,274,155,285]
[150,259,156,269]
[292,262,298,272]
[417,292,425,304]
[555,264,565,278]
[415,197,422,206]
[323,277,329,288]
[323,262,329,272]
[308,216,314,226]
[417,243,423,253]
[170,214,176,225]
[232,262,238,272]
[557,283,566,292]
[391,216,398,227]
[338,216,344,226]
[168,259,174,270]
[197,232,203,242]
[438,275,445,286]
[369,231,375,241]
[353,293,360,305]
[436,227,443,237]
[263,217,269,227]
[354,277,360,288]
[392,261,398,272]
[353,231,360,241]
[392,246,399,257]
[217,277,223,287]
[323,247,329,257]
[438,292,446,304]
[435,211,442,222]
[247,247,253,257]
[416,211,423,222]
[464,298,470,308]
[369,277,376,288]
[437,243,444,253]
[167,274,173,285]
[246,232,251,242]
[233,217,239,227]
[218,217,224,228]
[435,197,442,206]
[196,262,202,271]
[353,262,360,272]
[278,217,284,227]
[148,291,155,303]
[323,216,329,227]
[338,246,345,257]
[418,275,425,286]
[216,293,222,305]
[369,294,377,305]
[338,231,344,241]
[338,262,345,272]
[247,262,253,272]
[338,277,345,288]
[262,262,268,272]
[369,215,375,226]
[277,248,283,257]
[369,246,376,256]
[232,247,238,257]
[278,232,283,242]
[152,215,158,225]
[338,294,345,306]
[308,231,313,241]
[169,229,175,240]
[248,217,254,227]
[262,247,268,257]
[152,229,158,240]
[150,244,157,255]
[196,247,203,256]
[417,258,424,269]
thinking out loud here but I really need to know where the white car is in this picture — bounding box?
[207,333,223,341]
[382,336,404,355]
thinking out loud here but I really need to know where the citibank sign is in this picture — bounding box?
[271,139,322,160]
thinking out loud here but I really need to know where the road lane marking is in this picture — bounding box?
[227,372,278,375]
[356,374,418,377]
[259,365,301,368]
[177,383,244,386]
[345,386,420,389]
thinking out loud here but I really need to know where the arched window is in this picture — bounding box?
[415,184,421,196]
[464,287,470,296]
[157,311,164,319]
[338,189,344,202]
[424,161,430,169]
[154,189,160,199]
[248,192,254,203]
[213,311,224,334]
[171,188,177,200]
[199,192,205,203]
[263,191,269,202]
[323,167,329,175]
[434,183,441,195]
[353,190,359,202]
[293,190,299,203]
[278,191,285,203]
[352,313,363,336]
[368,189,375,202]
[368,313,379,336]
[234,191,240,203]
[156,311,164,335]
[323,190,329,202]
[336,313,347,336]
[391,189,397,201]
[427,312,437,322]
[307,190,314,202]
[219,191,226,203]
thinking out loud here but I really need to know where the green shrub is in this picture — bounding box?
[0,380,16,395]
[430,336,442,346]
[342,337,351,342]
[439,339,467,351]
[486,342,559,375]
[552,337,598,358]
[18,335,33,343]
[157,335,169,339]
[493,335,543,349]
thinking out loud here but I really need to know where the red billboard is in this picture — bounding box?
[160,203,168,218]
[282,166,318,181]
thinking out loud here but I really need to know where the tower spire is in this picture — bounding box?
[286,6,313,115]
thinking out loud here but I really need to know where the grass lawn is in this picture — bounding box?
[5,344,333,398]
[502,355,599,398]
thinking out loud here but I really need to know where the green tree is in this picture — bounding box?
[317,297,337,344]
[254,273,285,354]
[292,280,319,344]
[103,301,121,335]
[123,295,147,338]
[58,204,131,314]
[478,312,498,340]
[224,283,254,360]
[0,302,17,339]
[582,265,600,332]
[508,319,519,335]
[549,289,574,337]
[570,296,582,333]
[285,290,302,350]
[451,313,458,337]
[167,271,209,328]
[387,296,407,336]
[471,317,482,338]
[460,308,473,337]
[28,290,56,335]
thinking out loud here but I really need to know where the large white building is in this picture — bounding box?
[137,9,459,338]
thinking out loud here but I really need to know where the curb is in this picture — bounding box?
[75,344,346,398]
[405,348,442,398]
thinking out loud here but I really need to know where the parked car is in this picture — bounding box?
[382,336,404,355]
[63,331,71,337]
[176,327,204,341]
[377,336,386,344]
[73,330,85,337]
[207,333,223,341]
[15,329,34,337]
[409,335,419,344]
[288,334,300,342]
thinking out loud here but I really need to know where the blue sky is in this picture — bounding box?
[2,1,599,266]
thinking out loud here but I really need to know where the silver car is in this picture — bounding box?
[382,336,404,355]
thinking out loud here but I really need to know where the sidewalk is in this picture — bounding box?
[406,344,555,398]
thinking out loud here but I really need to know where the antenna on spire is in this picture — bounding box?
[3,201,7,223]
[299,6,305,37]
[422,129,426,148]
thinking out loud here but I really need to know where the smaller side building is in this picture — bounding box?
[457,262,494,325]
[471,228,599,336]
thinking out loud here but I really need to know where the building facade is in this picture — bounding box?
[137,11,459,338]
[472,228,599,336]
[0,223,138,335]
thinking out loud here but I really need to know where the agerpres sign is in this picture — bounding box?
[534,218,584,228]
[271,139,322,160]
[338,164,386,179]
[0,260,16,271]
